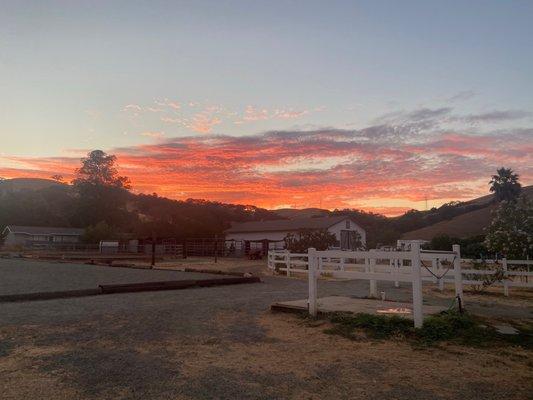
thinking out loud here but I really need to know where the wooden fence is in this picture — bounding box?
[268,249,533,295]
[268,245,533,327]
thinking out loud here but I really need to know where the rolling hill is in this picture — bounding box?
[402,185,533,240]
[272,207,328,219]
[0,178,64,192]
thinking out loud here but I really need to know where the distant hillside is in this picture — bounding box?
[0,178,64,192]
[402,185,533,240]
[273,208,329,219]
[0,178,280,240]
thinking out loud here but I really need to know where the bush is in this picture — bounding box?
[418,311,476,343]
[485,195,533,259]
[426,234,487,258]
[82,221,117,244]
[329,312,413,339]
[324,311,531,348]
[284,229,339,252]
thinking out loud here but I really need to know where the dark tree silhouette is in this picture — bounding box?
[72,150,132,227]
[489,167,521,202]
[51,174,64,182]
[73,150,130,188]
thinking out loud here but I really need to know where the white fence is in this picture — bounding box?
[267,245,533,327]
[267,249,533,295]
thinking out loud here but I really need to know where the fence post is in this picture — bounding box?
[438,259,444,291]
[452,244,463,305]
[432,259,438,284]
[410,242,423,328]
[502,258,509,296]
[214,235,218,264]
[394,258,400,288]
[369,249,378,298]
[308,248,318,317]
[285,250,291,277]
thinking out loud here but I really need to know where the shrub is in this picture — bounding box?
[484,195,533,259]
[329,312,413,339]
[324,311,531,348]
[284,229,339,252]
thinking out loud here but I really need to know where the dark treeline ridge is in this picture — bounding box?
[0,178,488,247]
[0,152,523,248]
[0,182,279,241]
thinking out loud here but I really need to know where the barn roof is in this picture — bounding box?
[224,215,361,234]
[4,225,84,236]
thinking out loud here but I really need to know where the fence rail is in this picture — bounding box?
[268,249,533,294]
[270,245,532,328]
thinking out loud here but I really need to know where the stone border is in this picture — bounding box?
[0,276,261,303]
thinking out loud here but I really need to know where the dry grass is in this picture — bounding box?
[1,311,531,399]
[148,257,270,275]
[164,312,533,399]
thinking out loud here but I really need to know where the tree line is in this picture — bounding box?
[0,151,530,258]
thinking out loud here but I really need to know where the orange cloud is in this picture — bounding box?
[2,119,531,216]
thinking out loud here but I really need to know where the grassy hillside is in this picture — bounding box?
[0,178,64,192]
[0,178,281,240]
[402,185,533,240]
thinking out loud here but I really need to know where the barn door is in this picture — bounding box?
[340,230,350,250]
[340,230,358,250]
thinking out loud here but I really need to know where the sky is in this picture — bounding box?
[1,0,532,215]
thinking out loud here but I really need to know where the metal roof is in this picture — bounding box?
[224,215,361,234]
[4,225,85,236]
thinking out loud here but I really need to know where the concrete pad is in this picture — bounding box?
[494,324,519,335]
[271,296,447,319]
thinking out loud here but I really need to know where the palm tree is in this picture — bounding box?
[489,167,521,202]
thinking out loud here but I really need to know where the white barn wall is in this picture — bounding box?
[225,218,366,249]
[327,219,366,246]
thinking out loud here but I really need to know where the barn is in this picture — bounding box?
[224,215,366,255]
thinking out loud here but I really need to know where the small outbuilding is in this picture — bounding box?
[224,215,366,255]
[1,225,84,249]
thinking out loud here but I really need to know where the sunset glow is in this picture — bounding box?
[2,108,531,215]
[1,2,532,215]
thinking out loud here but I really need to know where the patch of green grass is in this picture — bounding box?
[324,311,533,348]
[418,311,479,344]
[329,312,414,339]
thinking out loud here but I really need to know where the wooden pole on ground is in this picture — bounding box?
[214,235,218,264]
[308,248,318,317]
[151,232,156,269]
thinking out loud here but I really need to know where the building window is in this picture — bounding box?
[345,220,350,229]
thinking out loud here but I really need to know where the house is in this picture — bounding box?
[224,215,366,254]
[1,225,84,249]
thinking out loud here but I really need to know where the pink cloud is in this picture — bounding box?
[2,124,531,216]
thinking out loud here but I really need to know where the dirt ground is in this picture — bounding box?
[139,257,269,276]
[1,257,531,399]
[1,311,531,400]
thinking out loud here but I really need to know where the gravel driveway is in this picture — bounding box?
[0,259,531,400]
[0,259,227,295]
